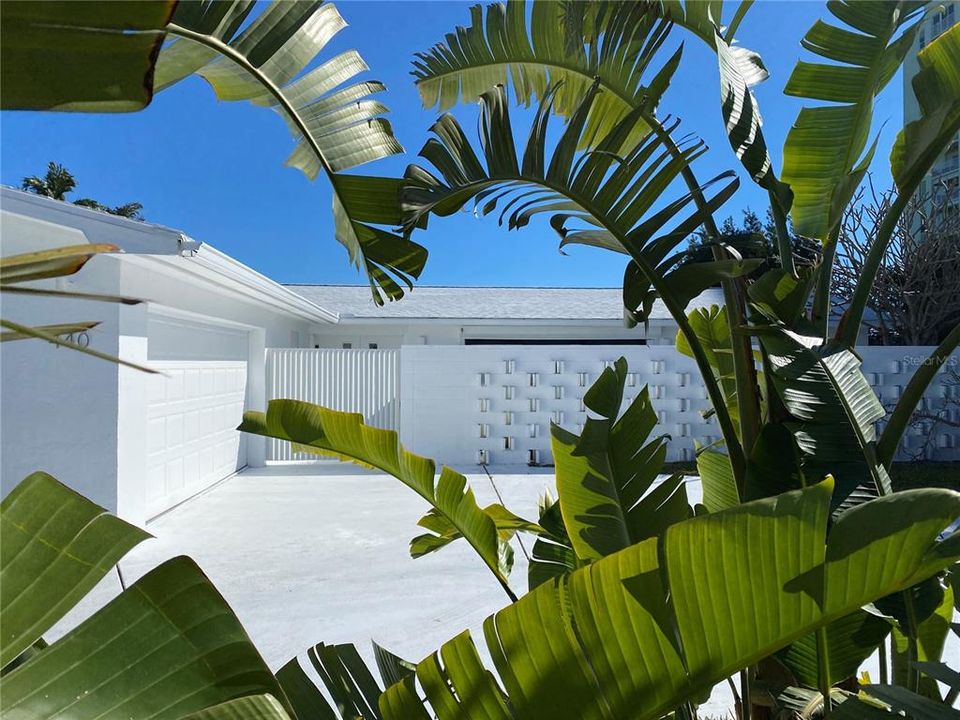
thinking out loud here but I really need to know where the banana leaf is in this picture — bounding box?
[156,0,425,304]
[0,1,175,112]
[379,480,960,720]
[0,472,288,718]
[239,400,538,601]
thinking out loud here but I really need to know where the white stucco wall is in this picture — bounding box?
[0,222,331,524]
[1,256,124,509]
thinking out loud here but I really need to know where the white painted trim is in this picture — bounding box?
[335,317,651,327]
[1,185,198,255]
[147,303,261,333]
[125,252,338,325]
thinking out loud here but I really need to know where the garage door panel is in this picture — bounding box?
[147,359,247,517]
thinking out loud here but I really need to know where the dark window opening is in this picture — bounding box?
[464,338,647,346]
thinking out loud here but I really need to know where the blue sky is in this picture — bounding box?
[1,1,905,289]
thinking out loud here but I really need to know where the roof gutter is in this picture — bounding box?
[1,186,199,255]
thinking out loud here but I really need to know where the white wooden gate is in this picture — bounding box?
[265,348,400,461]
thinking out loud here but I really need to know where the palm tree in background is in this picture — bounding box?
[20,161,144,220]
[20,161,76,200]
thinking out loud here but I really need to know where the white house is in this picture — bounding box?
[288,284,712,348]
[3,187,956,526]
[1,188,335,523]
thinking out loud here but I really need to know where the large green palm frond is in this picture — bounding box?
[155,0,426,304]
[401,82,751,469]
[411,0,682,151]
[379,480,960,720]
[753,325,891,515]
[0,472,289,718]
[890,22,960,193]
[238,400,541,602]
[551,357,690,561]
[401,83,749,321]
[781,0,927,243]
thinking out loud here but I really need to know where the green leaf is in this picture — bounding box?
[551,359,690,561]
[890,582,954,699]
[374,642,416,690]
[182,695,292,720]
[411,0,683,152]
[0,555,286,718]
[276,655,338,720]
[0,1,175,112]
[862,683,960,720]
[781,1,926,241]
[239,400,524,599]
[156,1,423,305]
[745,422,805,501]
[527,495,582,592]
[676,304,741,435]
[403,84,740,327]
[891,24,960,192]
[0,471,150,669]
[379,481,960,720]
[755,327,891,512]
[715,28,789,207]
[0,243,120,285]
[748,267,814,327]
[778,610,890,689]
[696,448,740,512]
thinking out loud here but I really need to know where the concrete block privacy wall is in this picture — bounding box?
[398,344,960,465]
[266,345,960,466]
[399,345,713,465]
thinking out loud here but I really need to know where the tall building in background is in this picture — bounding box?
[903,1,959,206]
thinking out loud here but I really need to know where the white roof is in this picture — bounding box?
[286,284,727,322]
[1,185,197,255]
[2,186,337,324]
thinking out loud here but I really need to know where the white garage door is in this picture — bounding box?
[146,315,249,517]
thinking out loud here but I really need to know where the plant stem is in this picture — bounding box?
[903,590,921,694]
[645,113,752,485]
[878,634,888,685]
[817,625,832,716]
[768,190,796,278]
[811,227,839,341]
[739,668,752,720]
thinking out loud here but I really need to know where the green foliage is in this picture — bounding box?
[777,610,891,690]
[21,161,145,218]
[411,0,678,151]
[0,1,175,112]
[754,326,892,513]
[0,472,290,719]
[239,400,540,600]
[551,357,690,560]
[378,481,960,720]
[781,0,926,242]
[155,0,426,304]
[890,23,960,193]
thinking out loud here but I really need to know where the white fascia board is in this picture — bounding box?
[334,317,639,326]
[1,186,198,255]
[189,246,338,323]
[124,248,338,325]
